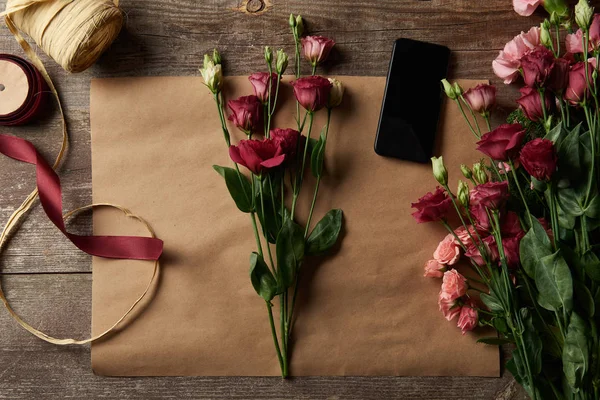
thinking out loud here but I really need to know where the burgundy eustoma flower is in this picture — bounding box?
[227,95,262,134]
[301,35,335,65]
[463,84,497,114]
[516,86,553,121]
[502,236,522,269]
[411,187,453,224]
[271,128,300,159]
[248,72,278,104]
[470,181,510,211]
[520,46,555,88]
[476,123,526,161]
[229,138,285,175]
[501,211,524,238]
[548,58,570,93]
[291,76,333,112]
[565,62,593,105]
[519,138,557,181]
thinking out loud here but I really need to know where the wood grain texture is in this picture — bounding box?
[0,0,559,397]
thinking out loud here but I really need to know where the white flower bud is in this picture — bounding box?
[327,78,344,108]
[431,156,448,186]
[575,0,594,30]
[200,54,223,94]
[276,49,288,75]
[442,79,458,100]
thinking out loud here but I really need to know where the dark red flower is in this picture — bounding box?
[463,84,497,114]
[291,76,332,112]
[229,138,285,175]
[248,72,279,103]
[227,95,262,134]
[411,187,453,224]
[519,138,557,181]
[516,86,553,122]
[565,62,593,105]
[301,36,335,65]
[465,235,499,266]
[470,203,492,231]
[271,128,300,159]
[520,46,555,88]
[548,58,570,93]
[470,181,510,211]
[476,123,526,161]
[501,211,524,238]
[502,236,522,269]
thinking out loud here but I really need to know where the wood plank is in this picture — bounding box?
[0,273,526,399]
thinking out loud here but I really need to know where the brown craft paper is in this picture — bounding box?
[90,76,499,377]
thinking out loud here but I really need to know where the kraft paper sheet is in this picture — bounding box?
[90,75,500,377]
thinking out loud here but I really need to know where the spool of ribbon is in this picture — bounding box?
[0,54,48,126]
[2,0,123,73]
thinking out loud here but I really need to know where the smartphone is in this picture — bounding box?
[374,39,450,163]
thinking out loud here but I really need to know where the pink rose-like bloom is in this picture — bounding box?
[465,235,499,266]
[520,138,558,181]
[565,62,593,105]
[434,234,461,266]
[501,211,524,238]
[291,76,333,112]
[502,236,523,269]
[271,128,300,160]
[493,27,541,84]
[411,187,453,224]
[549,58,570,93]
[301,35,335,65]
[566,30,586,54]
[454,225,484,247]
[517,86,553,122]
[463,84,497,114]
[521,46,555,88]
[457,300,479,335]
[439,296,462,321]
[513,0,541,16]
[229,138,285,175]
[248,72,278,103]
[470,181,510,210]
[440,269,468,302]
[424,259,446,278]
[476,123,526,161]
[227,95,262,134]
[470,203,493,231]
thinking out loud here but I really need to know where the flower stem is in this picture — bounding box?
[508,160,533,227]
[460,95,482,136]
[454,99,479,138]
[291,111,315,219]
[259,180,276,271]
[250,212,263,257]
[266,301,287,377]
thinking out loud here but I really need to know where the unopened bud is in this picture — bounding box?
[541,20,552,48]
[276,49,288,74]
[431,156,448,186]
[327,78,344,108]
[575,0,594,30]
[457,180,470,207]
[550,11,561,26]
[264,46,273,65]
[460,164,473,180]
[473,162,488,184]
[442,79,458,100]
[289,13,296,28]
[453,82,463,97]
[295,15,304,36]
[200,53,223,94]
[212,49,222,65]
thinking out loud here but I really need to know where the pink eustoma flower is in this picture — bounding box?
[424,259,446,278]
[513,0,542,16]
[463,84,497,114]
[434,234,461,266]
[301,35,335,65]
[457,300,479,335]
[440,269,468,302]
[229,138,285,175]
[291,76,333,112]
[248,72,278,103]
[493,27,541,84]
[227,95,262,134]
[476,123,526,161]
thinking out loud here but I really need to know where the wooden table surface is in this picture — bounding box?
[0,0,560,398]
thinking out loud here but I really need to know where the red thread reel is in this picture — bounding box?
[0,54,48,126]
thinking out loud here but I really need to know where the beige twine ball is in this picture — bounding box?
[6,0,123,73]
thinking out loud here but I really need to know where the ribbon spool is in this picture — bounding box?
[0,54,48,126]
[2,0,123,73]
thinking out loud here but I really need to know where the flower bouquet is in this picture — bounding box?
[200,15,344,377]
[414,0,600,398]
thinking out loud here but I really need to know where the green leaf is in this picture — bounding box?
[557,127,581,181]
[544,122,568,146]
[255,195,280,244]
[584,196,600,219]
[249,252,277,301]
[521,308,542,375]
[480,292,504,313]
[310,127,327,178]
[306,209,343,256]
[520,218,553,279]
[276,218,305,289]
[213,165,253,213]
[581,251,600,283]
[556,188,584,217]
[535,251,573,312]
[477,337,513,345]
[563,313,589,392]
[492,317,509,334]
[573,280,595,318]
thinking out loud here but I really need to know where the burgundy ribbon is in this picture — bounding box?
[0,133,163,261]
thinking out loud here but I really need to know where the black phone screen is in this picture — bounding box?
[374,39,450,163]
